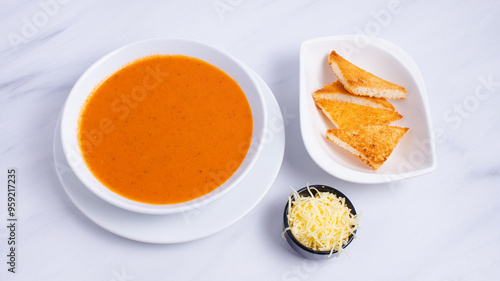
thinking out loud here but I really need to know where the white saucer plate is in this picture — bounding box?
[53,68,285,243]
[300,35,437,184]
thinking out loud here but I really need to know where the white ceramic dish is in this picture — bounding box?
[300,35,436,184]
[60,38,267,214]
[54,68,285,243]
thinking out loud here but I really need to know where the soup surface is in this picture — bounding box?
[78,55,253,204]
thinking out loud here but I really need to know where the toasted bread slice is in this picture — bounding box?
[326,125,408,170]
[328,50,407,99]
[314,81,395,111]
[314,98,402,128]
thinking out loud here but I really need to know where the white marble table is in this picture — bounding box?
[1,0,499,280]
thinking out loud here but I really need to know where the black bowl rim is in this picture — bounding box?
[283,184,357,256]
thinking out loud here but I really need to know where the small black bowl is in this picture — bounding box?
[283,185,357,260]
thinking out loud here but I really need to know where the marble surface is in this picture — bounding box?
[1,0,499,280]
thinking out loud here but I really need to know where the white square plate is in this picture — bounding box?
[300,35,437,184]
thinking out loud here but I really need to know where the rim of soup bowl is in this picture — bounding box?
[60,38,268,215]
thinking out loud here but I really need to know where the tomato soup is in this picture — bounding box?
[77,55,253,205]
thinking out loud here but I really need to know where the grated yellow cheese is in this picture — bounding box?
[284,187,359,257]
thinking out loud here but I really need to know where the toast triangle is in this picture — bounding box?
[314,81,395,111]
[325,125,408,170]
[314,98,402,128]
[328,50,407,99]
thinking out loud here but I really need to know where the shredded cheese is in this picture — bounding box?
[284,186,359,257]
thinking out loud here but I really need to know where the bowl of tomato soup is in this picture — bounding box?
[61,38,267,214]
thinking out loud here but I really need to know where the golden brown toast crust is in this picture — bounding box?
[326,125,408,170]
[328,51,407,99]
[314,98,402,128]
[314,81,395,111]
